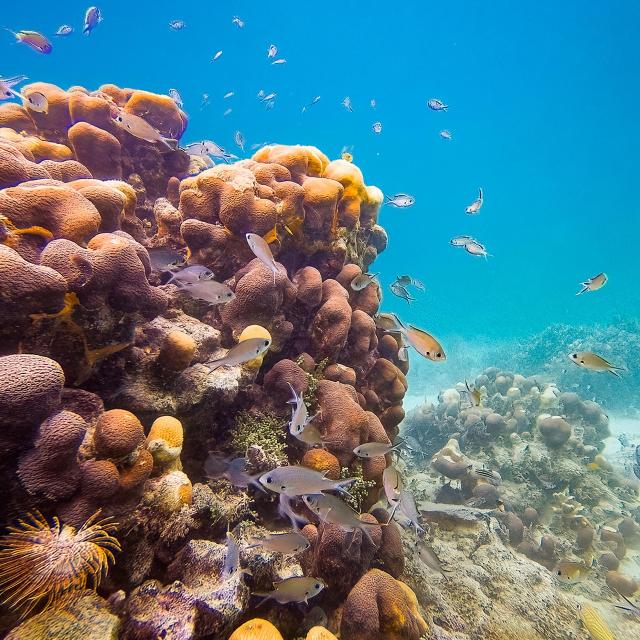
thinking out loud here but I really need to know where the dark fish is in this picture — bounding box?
[83,6,103,35]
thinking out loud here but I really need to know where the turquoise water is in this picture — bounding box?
[4,0,639,379]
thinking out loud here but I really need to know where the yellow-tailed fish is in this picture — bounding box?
[207,337,271,372]
[111,110,175,150]
[254,576,325,605]
[246,232,279,285]
[580,605,616,640]
[259,466,354,497]
[554,560,591,584]
[577,273,607,295]
[341,151,353,162]
[568,352,623,377]
[400,323,446,362]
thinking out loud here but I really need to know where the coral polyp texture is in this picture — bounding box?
[0,511,120,617]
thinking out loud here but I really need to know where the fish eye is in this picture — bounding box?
[280,485,286,490]
[437,352,442,358]
[571,354,577,359]
[315,583,321,589]
[266,477,272,483]
[263,340,269,346]
[426,351,431,356]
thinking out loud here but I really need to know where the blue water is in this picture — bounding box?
[4,1,640,342]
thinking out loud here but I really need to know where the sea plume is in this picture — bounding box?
[0,510,120,617]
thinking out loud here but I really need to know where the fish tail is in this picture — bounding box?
[206,359,223,372]
[576,283,589,295]
[335,477,357,496]
[252,593,272,608]
[607,368,623,378]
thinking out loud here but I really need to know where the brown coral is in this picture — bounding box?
[68,122,122,180]
[94,409,145,458]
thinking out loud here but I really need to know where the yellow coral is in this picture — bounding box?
[146,416,184,471]
[229,618,284,640]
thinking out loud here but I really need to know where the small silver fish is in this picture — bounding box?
[385,193,415,207]
[224,91,234,99]
[465,188,484,214]
[416,541,450,578]
[370,99,376,109]
[0,75,27,101]
[271,58,286,65]
[440,129,452,140]
[200,93,210,109]
[614,593,640,617]
[372,121,382,134]
[111,110,174,149]
[184,140,236,162]
[232,16,245,28]
[389,282,415,305]
[83,7,103,36]
[223,108,232,117]
[395,275,425,291]
[450,235,475,247]
[212,50,223,61]
[207,337,271,371]
[169,20,185,30]
[181,280,235,305]
[353,441,401,458]
[465,240,490,258]
[168,88,183,108]
[254,576,325,605]
[267,44,278,58]
[302,493,380,540]
[246,233,279,284]
[55,25,73,36]
[204,455,263,491]
[261,92,277,102]
[302,95,321,113]
[427,98,448,111]
[342,96,353,112]
[391,489,424,535]
[350,272,379,291]
[248,531,310,555]
[234,130,245,151]
[287,383,318,444]
[22,91,48,113]
[222,531,245,580]
[382,465,403,503]
[258,466,354,497]
[166,265,214,285]
[264,100,275,110]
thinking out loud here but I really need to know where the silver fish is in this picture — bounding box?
[271,58,287,65]
[169,20,185,30]
[450,235,475,247]
[264,100,275,110]
[440,129,452,140]
[395,275,424,291]
[166,265,214,286]
[385,193,415,207]
[246,233,279,284]
[302,95,321,113]
[147,247,186,273]
[267,44,278,58]
[389,282,415,305]
[350,272,378,291]
[0,75,27,100]
[83,6,103,36]
[465,188,484,214]
[374,312,404,333]
[465,240,490,258]
[204,455,263,491]
[258,466,354,497]
[232,16,245,28]
[212,50,223,61]
[261,92,277,102]
[370,99,376,109]
[111,110,174,150]
[382,465,403,503]
[224,91,234,99]
[427,98,448,111]
[183,140,237,162]
[372,121,382,134]
[287,384,320,447]
[278,493,309,528]
[200,93,210,109]
[234,130,245,151]
[222,531,244,580]
[181,280,235,305]
[55,25,73,36]
[22,91,48,113]
[353,441,400,458]
[391,489,424,535]
[254,576,325,605]
[302,493,380,541]
[416,541,450,578]
[168,88,183,108]
[223,108,232,117]
[342,96,353,112]
[248,531,310,555]
[207,337,271,372]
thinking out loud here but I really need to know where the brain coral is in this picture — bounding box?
[340,569,428,640]
[94,409,145,458]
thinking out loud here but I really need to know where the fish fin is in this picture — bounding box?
[576,283,589,295]
[607,368,623,378]
[252,593,272,608]
[206,359,224,372]
[335,477,357,494]
[286,382,299,404]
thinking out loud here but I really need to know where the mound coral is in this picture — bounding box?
[0,511,120,616]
